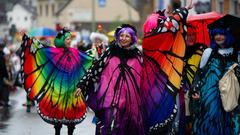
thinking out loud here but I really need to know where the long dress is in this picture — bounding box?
[77,44,144,135]
[20,35,93,125]
[192,48,236,135]
[141,8,188,134]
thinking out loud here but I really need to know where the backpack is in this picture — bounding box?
[219,63,240,112]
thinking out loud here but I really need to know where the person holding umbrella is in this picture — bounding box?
[180,24,207,135]
[187,11,223,46]
[191,14,240,135]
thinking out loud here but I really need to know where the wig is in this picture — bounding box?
[209,28,235,49]
[114,24,137,45]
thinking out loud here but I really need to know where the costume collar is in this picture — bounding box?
[117,43,137,50]
[218,47,233,56]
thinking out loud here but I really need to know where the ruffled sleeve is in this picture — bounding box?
[77,47,110,95]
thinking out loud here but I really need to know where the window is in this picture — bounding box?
[239,4,240,15]
[39,5,42,16]
[52,4,55,16]
[9,17,12,22]
[234,1,238,14]
[219,1,223,13]
[46,4,49,16]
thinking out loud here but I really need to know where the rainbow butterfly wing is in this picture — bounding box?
[21,35,93,124]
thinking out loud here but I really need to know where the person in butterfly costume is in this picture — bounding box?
[191,15,240,135]
[178,25,207,135]
[140,0,193,134]
[20,28,93,135]
[75,24,145,135]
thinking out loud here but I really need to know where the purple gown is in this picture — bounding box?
[77,44,144,135]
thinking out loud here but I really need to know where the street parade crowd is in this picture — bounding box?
[1,0,240,134]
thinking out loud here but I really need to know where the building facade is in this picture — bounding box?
[37,0,69,28]
[211,0,240,16]
[36,0,139,31]
[7,3,37,30]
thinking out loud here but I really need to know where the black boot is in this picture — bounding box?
[54,124,62,135]
[67,124,75,135]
